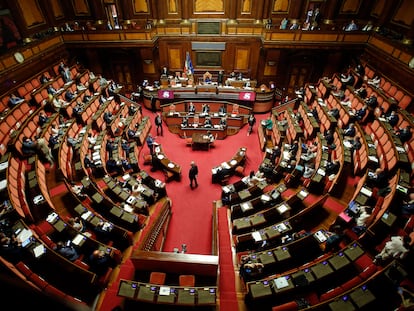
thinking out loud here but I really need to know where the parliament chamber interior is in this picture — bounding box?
[1,0,414,310]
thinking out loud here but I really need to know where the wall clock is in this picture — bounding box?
[409,57,414,69]
[14,52,24,64]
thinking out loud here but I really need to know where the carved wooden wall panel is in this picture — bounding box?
[168,47,183,70]
[16,0,45,28]
[234,47,250,71]
[392,0,414,28]
[49,0,64,20]
[72,0,90,16]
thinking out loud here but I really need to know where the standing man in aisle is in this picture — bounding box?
[146,133,155,155]
[155,112,163,136]
[189,161,198,189]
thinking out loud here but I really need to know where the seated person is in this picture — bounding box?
[218,104,227,116]
[168,103,176,115]
[347,135,362,151]
[386,110,399,127]
[364,94,378,108]
[340,72,355,90]
[40,73,51,84]
[68,216,86,232]
[352,205,372,235]
[8,93,24,107]
[121,139,131,152]
[325,159,340,176]
[263,117,273,130]
[368,167,389,191]
[38,112,49,127]
[343,122,356,137]
[88,249,113,275]
[303,163,315,179]
[231,104,239,115]
[181,116,189,127]
[324,225,344,253]
[328,107,340,119]
[22,136,37,156]
[206,131,215,143]
[84,154,98,168]
[301,148,316,162]
[54,241,80,262]
[373,235,411,264]
[65,90,76,102]
[355,85,367,99]
[47,85,59,96]
[0,233,23,262]
[72,101,84,121]
[203,71,212,83]
[270,145,281,163]
[201,103,210,116]
[188,102,196,115]
[367,75,381,88]
[219,116,227,128]
[344,20,358,31]
[94,220,113,243]
[352,104,368,121]
[395,126,412,143]
[239,255,264,281]
[204,116,213,128]
[103,111,114,124]
[106,159,124,175]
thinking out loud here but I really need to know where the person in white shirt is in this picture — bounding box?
[374,235,411,264]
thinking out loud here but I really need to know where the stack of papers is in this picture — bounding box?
[252,231,262,242]
[274,277,289,289]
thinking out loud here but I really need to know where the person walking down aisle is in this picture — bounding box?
[247,112,256,136]
[189,161,198,189]
[155,112,163,136]
[146,133,155,155]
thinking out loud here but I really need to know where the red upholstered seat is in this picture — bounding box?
[359,264,378,280]
[143,154,152,165]
[235,166,245,177]
[320,286,344,301]
[341,276,362,291]
[272,300,299,311]
[150,272,166,285]
[179,275,195,287]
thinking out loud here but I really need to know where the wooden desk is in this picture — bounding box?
[249,281,273,299]
[117,280,218,306]
[349,286,376,308]
[344,243,364,262]
[311,261,334,280]
[192,133,211,150]
[153,144,182,180]
[329,253,351,271]
[328,298,356,311]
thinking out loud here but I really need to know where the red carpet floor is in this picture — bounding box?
[139,110,268,255]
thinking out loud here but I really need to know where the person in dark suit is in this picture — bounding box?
[218,70,224,85]
[155,112,163,136]
[188,102,196,115]
[161,66,169,77]
[395,126,412,143]
[324,130,334,145]
[364,94,378,108]
[340,72,355,90]
[54,241,79,262]
[353,104,368,122]
[88,249,113,275]
[386,110,399,128]
[343,123,356,137]
[146,134,155,155]
[189,161,198,189]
